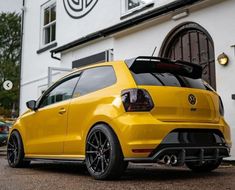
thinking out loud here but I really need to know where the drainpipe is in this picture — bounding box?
[18,0,25,115]
[51,51,61,61]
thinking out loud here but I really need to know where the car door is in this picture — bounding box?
[64,66,117,156]
[25,74,80,156]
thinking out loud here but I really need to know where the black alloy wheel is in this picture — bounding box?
[85,124,127,180]
[86,130,111,174]
[7,133,19,166]
[7,131,30,168]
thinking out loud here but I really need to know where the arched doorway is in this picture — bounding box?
[160,22,216,89]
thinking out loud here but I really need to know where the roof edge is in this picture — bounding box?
[51,0,202,54]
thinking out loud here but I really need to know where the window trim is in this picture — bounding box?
[121,0,154,18]
[40,0,57,49]
[37,72,81,109]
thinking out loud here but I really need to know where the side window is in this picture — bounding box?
[74,66,116,97]
[39,76,79,108]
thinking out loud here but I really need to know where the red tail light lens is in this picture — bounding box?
[0,125,9,133]
[121,88,154,112]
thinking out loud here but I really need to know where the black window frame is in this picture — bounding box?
[37,72,81,109]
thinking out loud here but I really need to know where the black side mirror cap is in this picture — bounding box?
[26,100,37,111]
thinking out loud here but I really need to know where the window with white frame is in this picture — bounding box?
[122,0,154,15]
[41,1,56,46]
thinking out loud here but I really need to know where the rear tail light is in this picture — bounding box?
[219,96,224,116]
[121,88,154,112]
[0,125,9,133]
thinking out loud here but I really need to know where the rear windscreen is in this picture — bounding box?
[132,72,211,90]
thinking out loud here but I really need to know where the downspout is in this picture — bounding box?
[18,0,25,115]
[51,51,61,61]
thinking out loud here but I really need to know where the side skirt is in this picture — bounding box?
[24,156,85,164]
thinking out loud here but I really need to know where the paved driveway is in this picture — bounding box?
[0,148,234,190]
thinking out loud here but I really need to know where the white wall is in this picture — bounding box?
[56,0,120,47]
[20,0,58,112]
[56,0,177,47]
[0,0,22,13]
[61,38,114,64]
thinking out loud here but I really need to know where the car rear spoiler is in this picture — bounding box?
[125,56,203,79]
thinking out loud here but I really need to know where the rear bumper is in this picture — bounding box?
[111,113,232,159]
[125,146,230,164]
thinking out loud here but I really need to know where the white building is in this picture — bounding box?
[0,0,22,13]
[20,0,235,159]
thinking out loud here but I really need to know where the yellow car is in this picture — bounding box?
[7,57,231,180]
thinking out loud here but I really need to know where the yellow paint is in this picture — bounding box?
[11,61,231,160]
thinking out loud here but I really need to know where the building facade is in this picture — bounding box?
[20,0,235,159]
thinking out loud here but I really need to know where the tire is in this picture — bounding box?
[7,131,30,168]
[186,159,222,172]
[85,124,127,180]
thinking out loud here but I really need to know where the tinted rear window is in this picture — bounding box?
[132,72,210,90]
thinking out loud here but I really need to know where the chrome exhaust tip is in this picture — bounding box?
[163,155,171,165]
[170,155,178,165]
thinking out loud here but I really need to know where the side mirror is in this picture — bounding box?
[26,100,37,111]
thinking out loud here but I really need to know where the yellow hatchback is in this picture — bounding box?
[7,57,231,180]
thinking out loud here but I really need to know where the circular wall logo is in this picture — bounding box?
[63,0,99,19]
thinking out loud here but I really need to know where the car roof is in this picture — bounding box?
[46,60,125,90]
[73,60,122,73]
[60,60,124,80]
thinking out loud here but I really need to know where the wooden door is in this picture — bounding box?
[161,23,216,89]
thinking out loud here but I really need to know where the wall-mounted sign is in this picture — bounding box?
[63,0,99,19]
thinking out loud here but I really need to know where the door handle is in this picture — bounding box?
[58,108,66,115]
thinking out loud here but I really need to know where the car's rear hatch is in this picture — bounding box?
[140,86,219,123]
[126,57,220,123]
